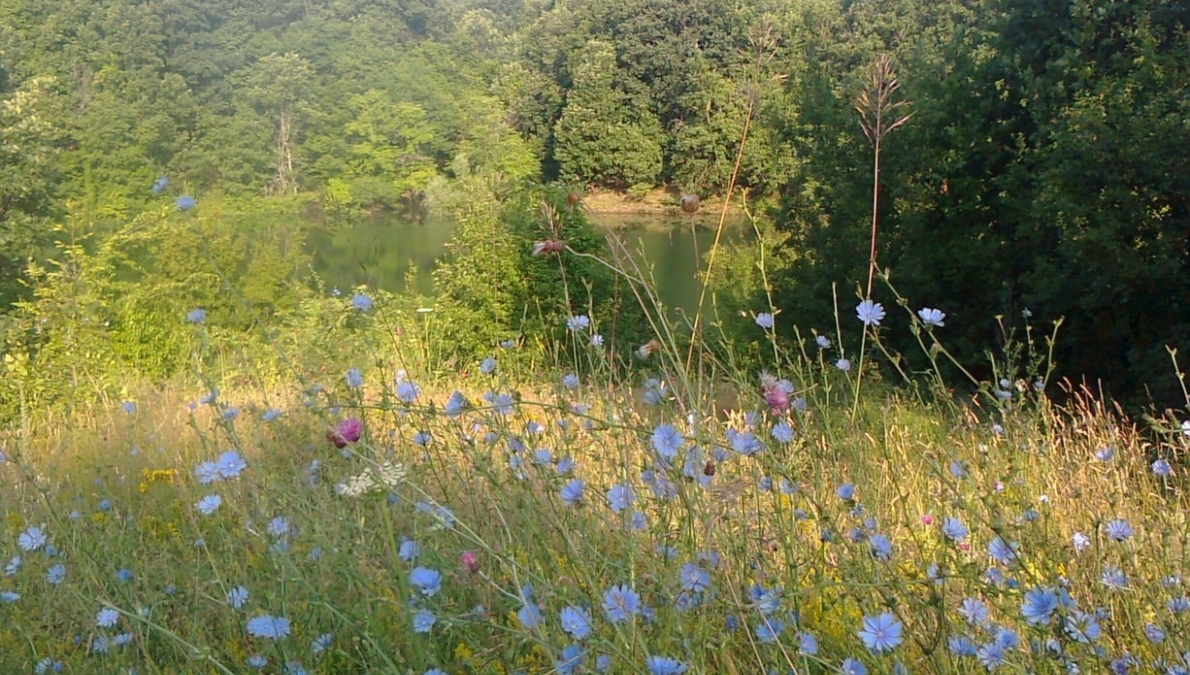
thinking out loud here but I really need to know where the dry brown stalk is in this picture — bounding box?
[856,54,913,298]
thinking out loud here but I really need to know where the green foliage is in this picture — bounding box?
[553,40,665,189]
[667,108,745,193]
[1,0,1187,407]
[430,184,528,356]
[757,0,1188,407]
[703,219,799,366]
[338,89,438,208]
[178,106,275,197]
[585,0,746,127]
[514,0,759,190]
[995,0,1190,404]
[0,211,315,421]
[501,184,654,357]
[451,100,541,184]
[107,298,191,382]
[0,0,757,211]
[0,0,550,220]
[431,182,651,364]
[0,75,61,307]
[237,52,315,195]
[1,241,127,419]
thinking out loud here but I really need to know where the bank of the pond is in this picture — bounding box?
[578,187,744,222]
[202,186,747,225]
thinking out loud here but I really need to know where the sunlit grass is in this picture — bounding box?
[2,289,1189,675]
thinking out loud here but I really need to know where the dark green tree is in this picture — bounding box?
[553,40,664,189]
[997,0,1190,403]
[765,0,1189,406]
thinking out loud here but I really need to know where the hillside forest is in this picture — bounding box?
[1,0,1187,409]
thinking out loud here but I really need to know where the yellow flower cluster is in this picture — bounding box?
[799,581,861,645]
[137,515,181,541]
[455,640,508,675]
[454,642,477,669]
[138,467,179,494]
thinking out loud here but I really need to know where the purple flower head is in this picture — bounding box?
[246,615,290,640]
[856,299,885,326]
[607,484,633,514]
[560,605,593,640]
[328,418,362,448]
[645,656,687,675]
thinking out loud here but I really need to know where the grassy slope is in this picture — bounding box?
[2,302,1189,674]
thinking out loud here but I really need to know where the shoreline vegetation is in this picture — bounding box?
[3,0,1183,410]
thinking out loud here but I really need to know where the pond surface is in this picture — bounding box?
[305,212,751,313]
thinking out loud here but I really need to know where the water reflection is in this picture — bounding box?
[306,215,457,297]
[306,213,750,311]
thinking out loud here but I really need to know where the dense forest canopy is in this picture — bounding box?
[1,0,1187,406]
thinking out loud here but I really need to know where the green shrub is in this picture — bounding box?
[0,210,316,423]
[431,182,652,368]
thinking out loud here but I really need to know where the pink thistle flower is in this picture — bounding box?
[327,418,363,448]
[460,550,480,575]
[921,514,935,526]
[759,373,793,413]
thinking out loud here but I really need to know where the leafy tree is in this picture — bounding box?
[553,40,664,189]
[432,181,650,363]
[763,0,1189,406]
[666,71,750,194]
[341,89,437,205]
[430,182,528,354]
[585,0,746,126]
[996,0,1190,403]
[450,95,541,183]
[239,52,315,195]
[0,76,62,307]
[178,105,275,196]
[763,0,1005,366]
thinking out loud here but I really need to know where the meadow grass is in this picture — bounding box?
[2,285,1190,675]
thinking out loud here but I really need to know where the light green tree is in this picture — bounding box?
[0,75,61,306]
[241,52,315,195]
[338,89,438,208]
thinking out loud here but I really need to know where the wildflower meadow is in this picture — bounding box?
[3,228,1190,675]
[3,0,1188,670]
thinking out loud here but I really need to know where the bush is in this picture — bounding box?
[0,210,316,423]
[431,182,652,368]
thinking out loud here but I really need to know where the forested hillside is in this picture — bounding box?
[1,0,1187,405]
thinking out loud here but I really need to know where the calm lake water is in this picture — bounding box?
[305,213,750,312]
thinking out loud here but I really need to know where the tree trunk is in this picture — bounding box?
[274,107,294,195]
